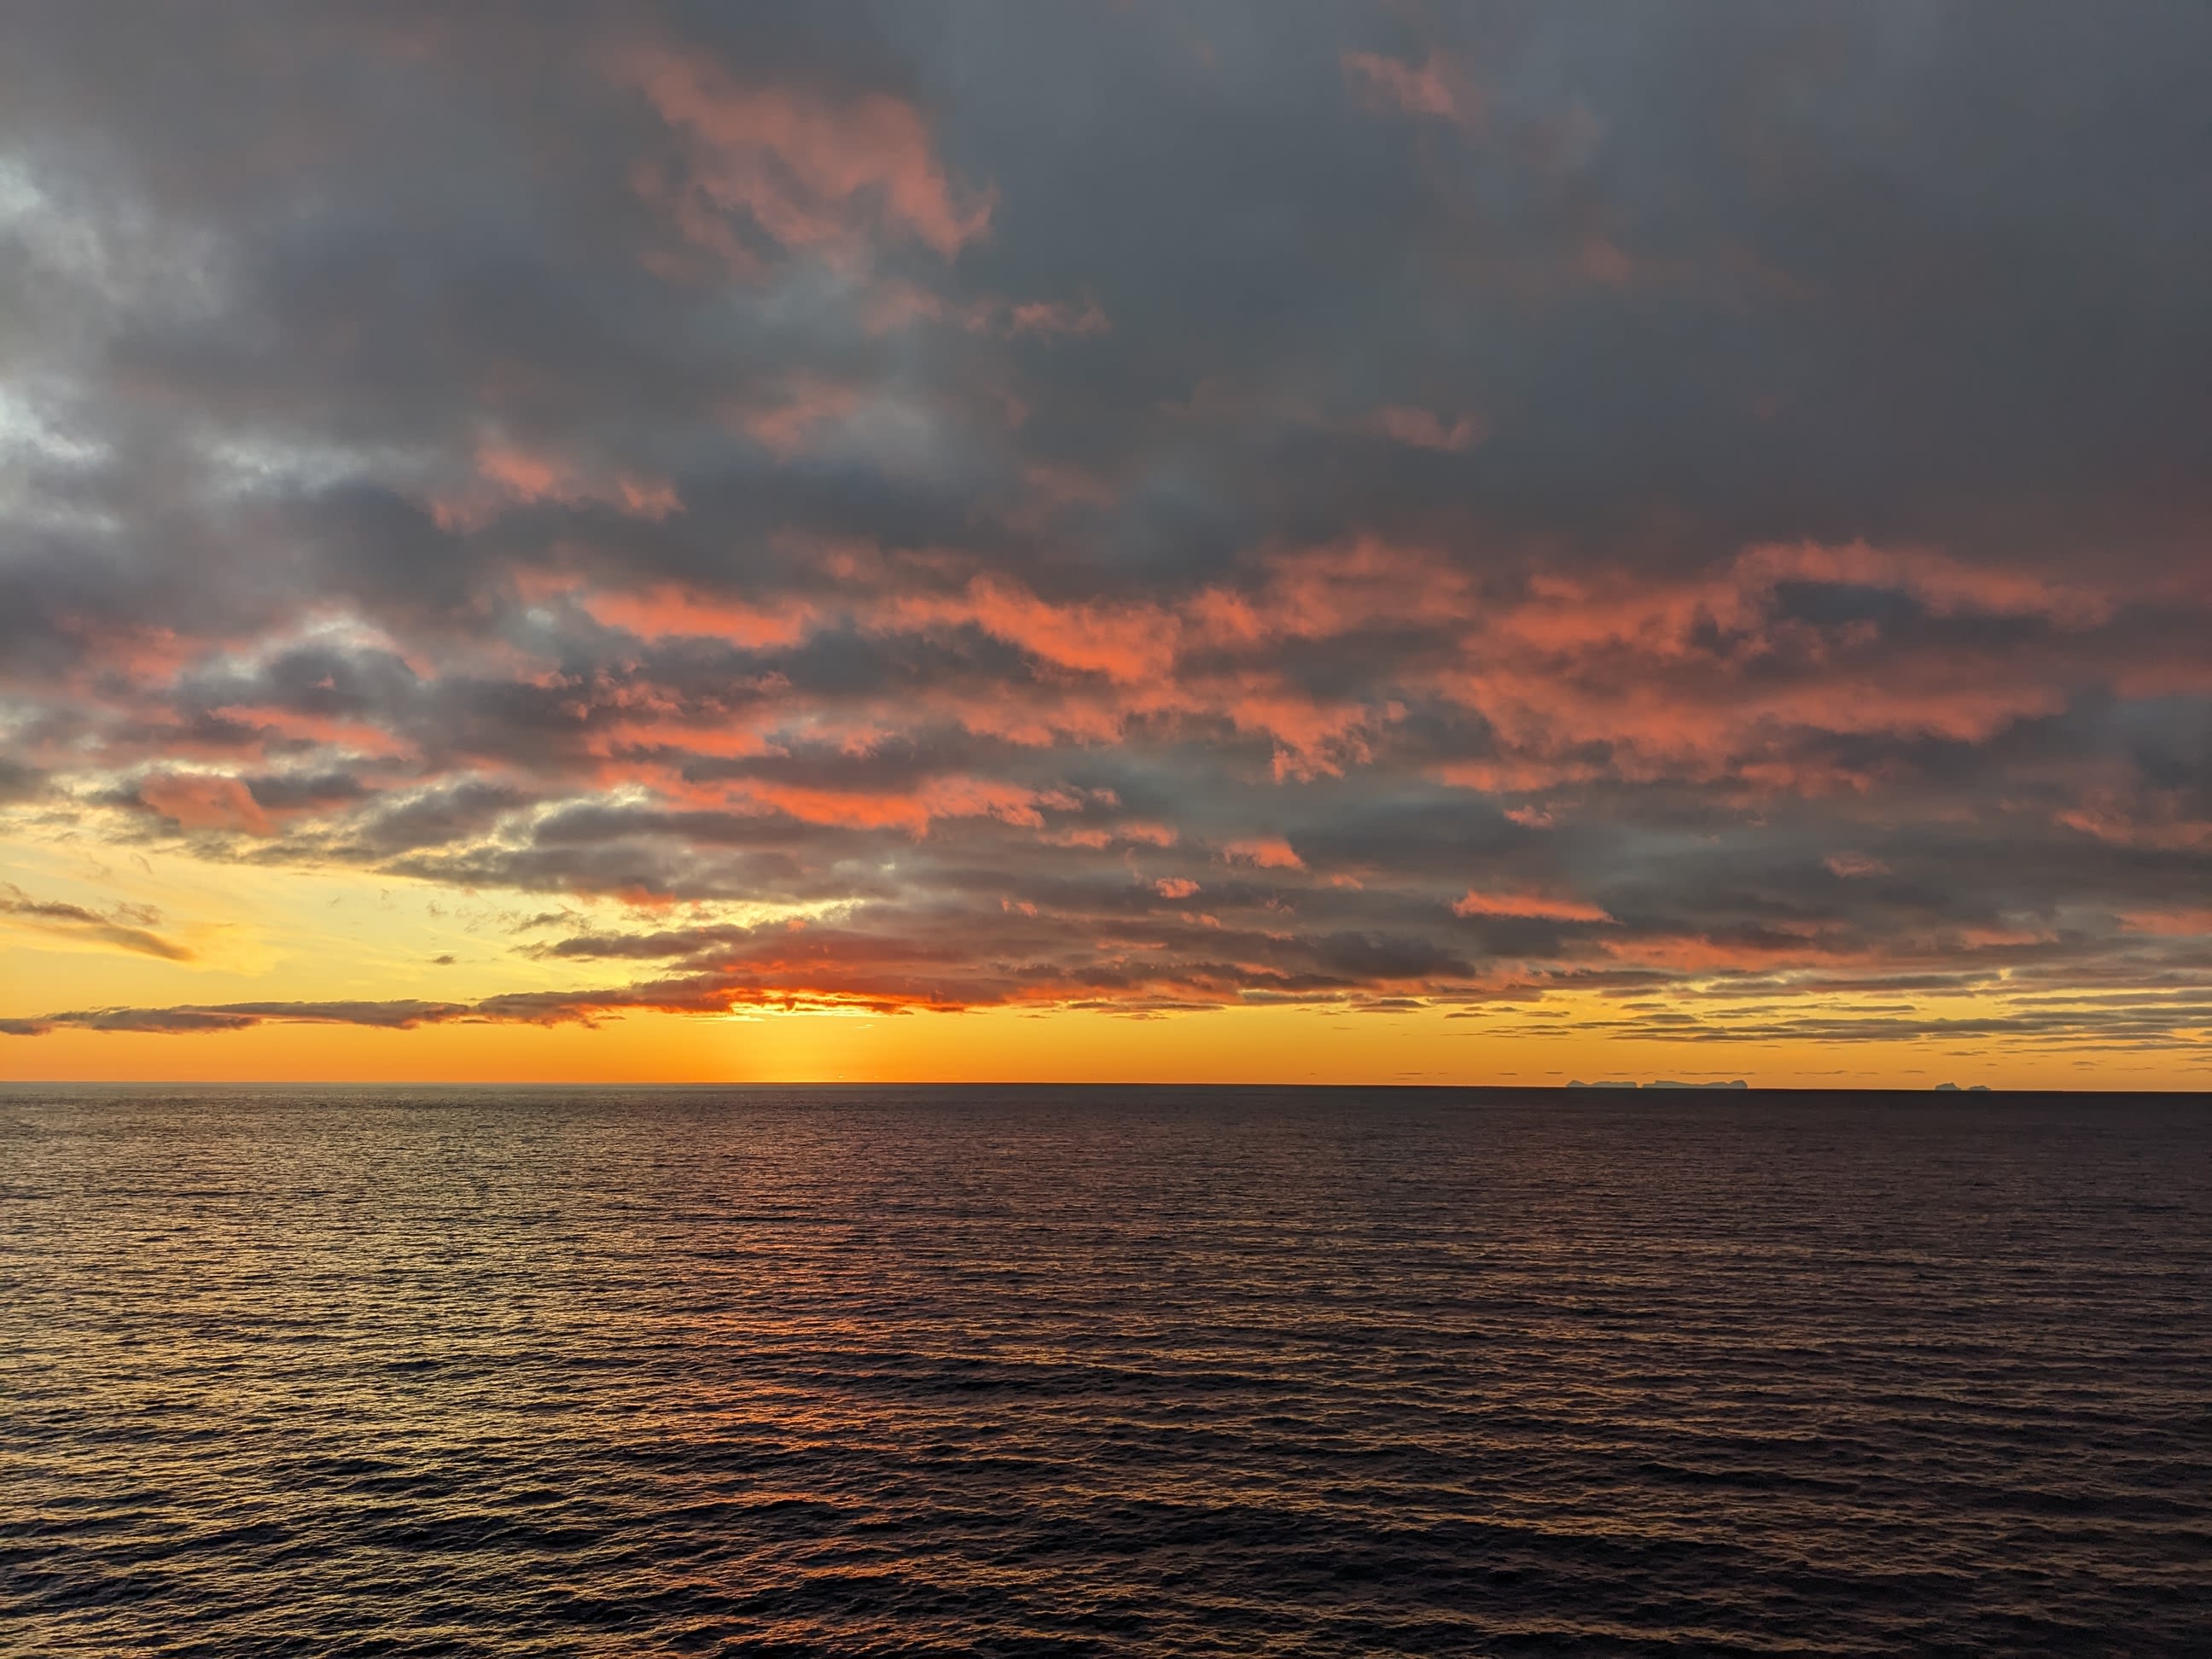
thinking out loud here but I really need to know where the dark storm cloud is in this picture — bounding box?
[2,2,2209,1057]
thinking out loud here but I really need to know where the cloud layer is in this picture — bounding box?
[3,2,2209,1065]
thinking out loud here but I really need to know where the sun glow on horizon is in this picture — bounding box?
[3,6,2209,1086]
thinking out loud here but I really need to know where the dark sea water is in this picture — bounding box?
[3,1086,2209,1656]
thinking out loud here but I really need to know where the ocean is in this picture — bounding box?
[3,1085,2207,1656]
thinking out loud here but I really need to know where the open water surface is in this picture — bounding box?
[2,1085,2208,1656]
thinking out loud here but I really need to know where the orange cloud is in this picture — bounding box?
[575,585,814,649]
[1041,819,1179,849]
[1452,889,1614,923]
[557,533,2029,784]
[884,577,1180,682]
[1229,537,1479,643]
[723,775,1078,837]
[434,438,679,527]
[1412,538,2121,791]
[1224,837,1303,870]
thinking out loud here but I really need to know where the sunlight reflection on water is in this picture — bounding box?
[4,1085,2209,1655]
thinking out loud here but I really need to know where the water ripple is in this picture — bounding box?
[2,1086,2207,1656]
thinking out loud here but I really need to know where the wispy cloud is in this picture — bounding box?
[1,884,195,961]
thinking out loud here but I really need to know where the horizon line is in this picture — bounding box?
[3,1078,2206,1096]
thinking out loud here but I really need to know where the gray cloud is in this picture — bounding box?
[1,2,2208,1062]
[0,883,194,962]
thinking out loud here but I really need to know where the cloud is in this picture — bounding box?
[0,758,47,802]
[4,998,480,1035]
[1005,297,1109,340]
[134,774,273,836]
[1223,838,1304,870]
[1342,50,1478,126]
[618,43,994,265]
[431,439,681,529]
[0,884,195,961]
[1825,853,1889,879]
[1366,405,1488,452]
[1,3,2209,1068]
[1452,890,1614,924]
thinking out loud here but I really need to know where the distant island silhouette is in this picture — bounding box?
[1567,1079,1749,1090]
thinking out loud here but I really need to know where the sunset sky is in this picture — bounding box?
[3,3,2209,1086]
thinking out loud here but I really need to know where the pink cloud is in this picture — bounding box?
[137,772,272,835]
[1343,50,1479,126]
[1825,853,1890,878]
[205,707,414,760]
[620,46,993,265]
[736,375,862,459]
[1006,297,1110,339]
[859,282,1109,341]
[2056,797,2212,850]
[2116,907,2212,937]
